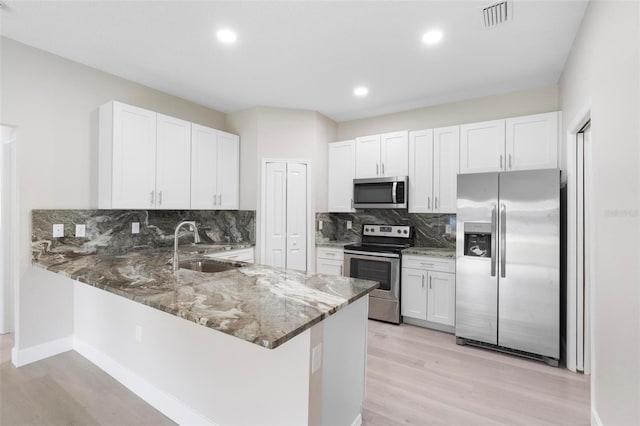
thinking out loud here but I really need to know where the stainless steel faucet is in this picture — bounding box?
[173,221,201,272]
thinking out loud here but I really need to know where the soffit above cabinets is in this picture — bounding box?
[0,1,587,122]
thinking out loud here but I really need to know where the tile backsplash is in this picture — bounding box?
[32,209,255,259]
[316,210,456,248]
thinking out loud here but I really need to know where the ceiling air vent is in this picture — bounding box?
[482,0,513,28]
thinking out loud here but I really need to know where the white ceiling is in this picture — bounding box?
[0,1,588,122]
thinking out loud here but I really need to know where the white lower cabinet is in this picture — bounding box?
[401,255,456,329]
[316,247,344,276]
[206,247,254,263]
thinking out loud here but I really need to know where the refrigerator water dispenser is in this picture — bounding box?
[463,222,491,258]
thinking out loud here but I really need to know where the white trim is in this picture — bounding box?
[350,413,363,426]
[259,158,313,273]
[591,407,602,426]
[11,335,74,367]
[74,338,216,426]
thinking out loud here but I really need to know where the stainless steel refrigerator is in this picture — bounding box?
[455,169,560,366]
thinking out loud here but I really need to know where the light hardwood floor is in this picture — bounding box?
[1,322,589,425]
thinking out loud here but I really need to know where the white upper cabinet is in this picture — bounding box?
[460,112,559,174]
[355,131,408,178]
[408,126,459,213]
[191,124,239,210]
[327,140,356,212]
[100,101,239,210]
[506,112,559,171]
[354,134,381,178]
[216,130,240,209]
[408,129,434,212]
[156,114,192,209]
[460,119,506,174]
[433,126,460,213]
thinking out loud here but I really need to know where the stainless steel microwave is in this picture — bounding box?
[353,176,408,209]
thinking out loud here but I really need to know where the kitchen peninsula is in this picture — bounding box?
[30,210,378,426]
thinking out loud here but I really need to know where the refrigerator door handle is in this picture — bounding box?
[491,204,497,277]
[500,203,506,278]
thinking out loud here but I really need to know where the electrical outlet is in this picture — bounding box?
[346,220,352,230]
[318,220,323,230]
[75,224,86,238]
[135,325,142,343]
[52,224,64,238]
[445,224,452,234]
[131,222,140,234]
[311,344,322,373]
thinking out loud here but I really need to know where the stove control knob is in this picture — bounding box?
[397,230,401,234]
[403,230,408,234]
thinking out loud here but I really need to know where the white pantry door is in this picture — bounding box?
[263,161,308,272]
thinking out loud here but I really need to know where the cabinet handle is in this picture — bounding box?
[158,190,163,206]
[429,276,432,289]
[150,190,155,206]
[213,195,217,206]
[509,154,512,169]
[435,196,438,210]
[351,198,354,209]
[382,163,385,175]
[500,154,503,170]
[340,265,343,276]
[376,164,379,176]
[421,275,425,289]
[219,194,222,206]
[428,197,431,210]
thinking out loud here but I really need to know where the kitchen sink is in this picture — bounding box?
[178,259,241,273]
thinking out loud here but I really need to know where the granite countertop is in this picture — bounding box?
[401,247,456,258]
[32,245,378,350]
[178,242,255,254]
[315,240,354,248]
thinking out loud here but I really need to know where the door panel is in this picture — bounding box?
[328,141,356,212]
[408,130,433,213]
[286,163,307,272]
[456,172,499,344]
[498,169,560,358]
[381,131,409,176]
[460,120,505,174]
[264,163,287,268]
[156,114,191,209]
[355,135,381,178]
[433,126,460,213]
[190,124,218,209]
[506,112,558,171]
[401,268,427,320]
[427,271,456,326]
[217,131,239,209]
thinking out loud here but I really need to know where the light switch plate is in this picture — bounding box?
[346,220,352,230]
[318,220,323,230]
[52,224,64,238]
[445,224,452,234]
[131,222,140,234]
[75,224,86,238]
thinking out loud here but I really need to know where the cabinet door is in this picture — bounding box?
[328,140,356,212]
[190,124,218,209]
[316,258,344,276]
[460,119,505,174]
[401,267,427,320]
[427,271,456,326]
[111,103,157,208]
[216,131,240,209]
[355,134,381,178]
[506,112,558,171]
[381,131,409,176]
[408,130,434,213]
[433,126,460,213]
[156,114,191,209]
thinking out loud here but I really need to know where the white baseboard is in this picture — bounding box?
[351,413,363,426]
[11,336,74,367]
[73,338,215,426]
[591,407,603,426]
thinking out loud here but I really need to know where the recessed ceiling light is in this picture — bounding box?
[354,87,369,97]
[217,29,237,44]
[422,30,443,45]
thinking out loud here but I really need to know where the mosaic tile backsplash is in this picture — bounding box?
[316,210,456,248]
[32,209,255,259]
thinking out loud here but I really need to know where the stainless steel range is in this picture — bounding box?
[344,224,413,324]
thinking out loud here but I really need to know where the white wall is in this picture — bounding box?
[0,37,228,351]
[559,1,640,425]
[337,84,559,140]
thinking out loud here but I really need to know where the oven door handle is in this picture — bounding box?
[343,250,401,259]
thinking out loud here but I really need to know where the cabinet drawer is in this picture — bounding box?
[402,255,454,273]
[316,247,344,260]
[206,247,254,263]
